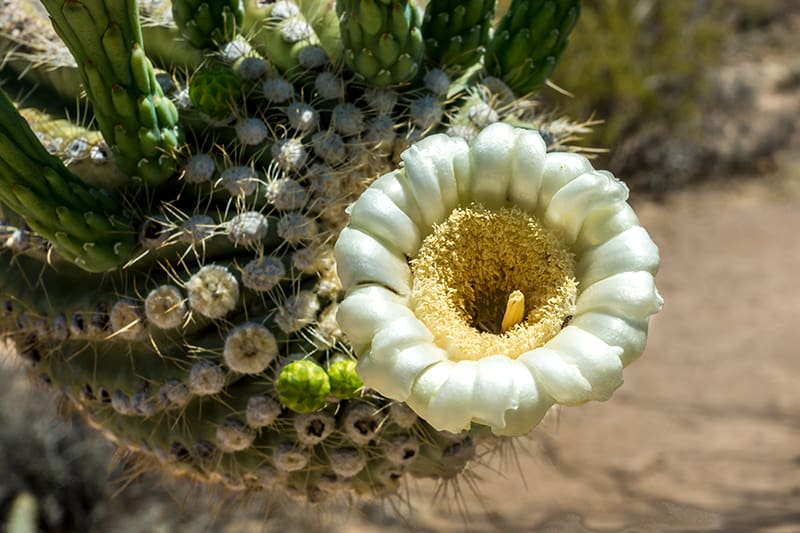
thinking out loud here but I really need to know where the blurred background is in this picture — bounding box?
[1,1,799,531]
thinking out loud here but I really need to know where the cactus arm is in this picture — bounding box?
[297,0,342,63]
[485,0,581,95]
[0,89,136,272]
[39,0,184,186]
[422,0,496,73]
[171,0,245,49]
[338,0,424,87]
[18,107,129,190]
[243,1,322,74]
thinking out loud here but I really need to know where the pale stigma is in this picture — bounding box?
[501,290,526,333]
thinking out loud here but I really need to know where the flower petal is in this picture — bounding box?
[576,271,664,320]
[544,326,625,401]
[347,187,422,257]
[573,202,641,254]
[402,135,464,221]
[508,129,547,212]
[497,363,553,436]
[424,359,479,433]
[469,122,517,209]
[575,226,660,288]
[336,284,412,352]
[519,347,593,405]
[358,342,446,402]
[363,317,446,401]
[543,170,629,245]
[536,152,594,218]
[334,227,411,295]
[571,311,650,367]
[370,316,435,356]
[470,355,527,430]
[452,136,473,206]
[369,170,425,229]
[406,360,456,419]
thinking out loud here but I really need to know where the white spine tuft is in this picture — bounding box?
[144,285,187,329]
[235,117,269,145]
[186,265,240,319]
[226,211,270,247]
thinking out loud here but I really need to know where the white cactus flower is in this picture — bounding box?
[334,123,663,437]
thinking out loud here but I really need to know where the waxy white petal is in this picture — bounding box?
[424,360,479,432]
[367,318,446,400]
[544,170,629,245]
[337,284,412,352]
[520,347,593,405]
[452,137,473,206]
[407,360,456,419]
[576,226,660,288]
[508,129,547,212]
[545,326,624,401]
[402,135,462,221]
[496,362,553,436]
[348,187,422,257]
[370,316,435,357]
[576,271,664,320]
[335,227,411,295]
[471,355,526,429]
[370,170,425,228]
[536,152,594,218]
[358,342,446,401]
[573,202,641,253]
[571,311,649,367]
[469,122,516,209]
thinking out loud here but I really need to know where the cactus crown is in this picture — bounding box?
[0,0,618,505]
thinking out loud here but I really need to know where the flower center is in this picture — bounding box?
[410,204,577,361]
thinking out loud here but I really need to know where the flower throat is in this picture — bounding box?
[410,204,578,361]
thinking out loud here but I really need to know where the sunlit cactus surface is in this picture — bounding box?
[0,0,642,504]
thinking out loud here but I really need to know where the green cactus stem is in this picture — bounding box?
[172,0,244,49]
[422,0,496,73]
[0,90,136,272]
[0,0,628,505]
[337,0,425,87]
[485,0,581,95]
[243,1,323,74]
[39,0,184,186]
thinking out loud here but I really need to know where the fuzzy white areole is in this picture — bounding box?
[335,123,663,437]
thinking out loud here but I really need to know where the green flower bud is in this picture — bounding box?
[276,360,331,413]
[328,359,364,400]
[188,66,242,118]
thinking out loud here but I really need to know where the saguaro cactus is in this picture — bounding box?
[0,0,662,504]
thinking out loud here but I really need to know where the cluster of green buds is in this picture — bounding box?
[0,0,661,506]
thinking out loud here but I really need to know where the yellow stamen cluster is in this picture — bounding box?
[410,204,577,361]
